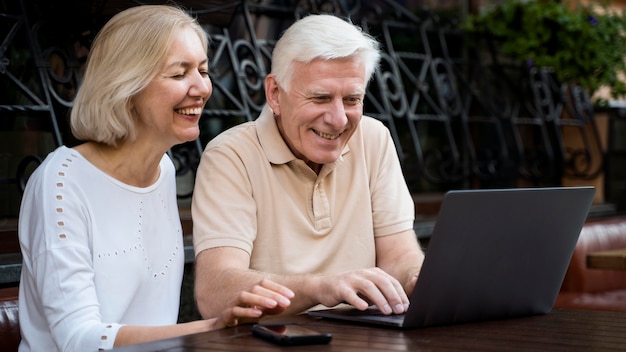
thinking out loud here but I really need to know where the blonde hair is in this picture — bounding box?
[271,14,381,92]
[70,5,208,145]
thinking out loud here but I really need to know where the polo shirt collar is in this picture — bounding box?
[257,104,351,166]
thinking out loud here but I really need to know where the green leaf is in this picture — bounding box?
[462,0,626,100]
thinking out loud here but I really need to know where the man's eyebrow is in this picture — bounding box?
[345,90,366,97]
[307,88,365,96]
[308,90,331,96]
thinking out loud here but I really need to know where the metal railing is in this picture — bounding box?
[0,0,606,215]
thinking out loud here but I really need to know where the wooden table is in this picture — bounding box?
[113,309,626,351]
[587,248,626,270]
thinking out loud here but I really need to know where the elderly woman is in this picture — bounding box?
[17,5,292,351]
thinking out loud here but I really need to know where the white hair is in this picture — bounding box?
[270,14,381,92]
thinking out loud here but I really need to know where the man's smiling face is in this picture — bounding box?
[272,56,366,172]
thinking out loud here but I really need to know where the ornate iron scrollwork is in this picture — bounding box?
[0,0,608,205]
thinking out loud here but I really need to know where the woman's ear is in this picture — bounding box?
[264,74,280,116]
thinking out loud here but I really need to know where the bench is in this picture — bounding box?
[555,215,626,311]
[0,286,20,351]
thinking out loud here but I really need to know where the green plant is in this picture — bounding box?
[463,0,626,102]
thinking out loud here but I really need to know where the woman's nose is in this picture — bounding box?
[191,72,212,99]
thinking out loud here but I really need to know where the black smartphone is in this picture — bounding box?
[251,323,332,346]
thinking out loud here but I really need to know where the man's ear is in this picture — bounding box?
[265,74,280,116]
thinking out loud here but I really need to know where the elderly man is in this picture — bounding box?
[192,14,424,319]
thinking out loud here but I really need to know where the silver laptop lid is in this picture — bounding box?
[404,186,595,328]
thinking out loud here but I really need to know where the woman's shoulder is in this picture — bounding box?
[25,145,114,196]
[27,146,75,179]
[160,152,177,176]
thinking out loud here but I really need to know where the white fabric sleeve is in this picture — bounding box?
[19,159,123,351]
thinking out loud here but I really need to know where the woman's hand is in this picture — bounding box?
[214,279,294,328]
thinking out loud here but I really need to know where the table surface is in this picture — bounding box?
[113,309,626,351]
[587,248,626,270]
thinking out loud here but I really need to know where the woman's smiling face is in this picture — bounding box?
[132,26,212,148]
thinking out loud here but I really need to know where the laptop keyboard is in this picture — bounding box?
[363,307,406,323]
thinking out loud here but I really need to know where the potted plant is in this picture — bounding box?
[463,0,626,105]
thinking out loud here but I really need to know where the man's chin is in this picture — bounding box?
[309,154,342,166]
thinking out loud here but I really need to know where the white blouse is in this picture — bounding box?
[18,146,184,351]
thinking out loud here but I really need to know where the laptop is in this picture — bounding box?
[308,186,595,328]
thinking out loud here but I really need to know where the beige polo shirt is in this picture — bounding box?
[192,105,414,275]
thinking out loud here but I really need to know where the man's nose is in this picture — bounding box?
[325,99,348,128]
